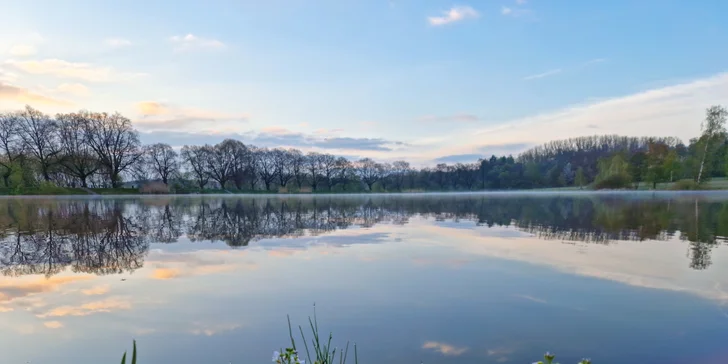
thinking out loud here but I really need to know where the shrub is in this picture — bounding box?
[593,173,632,190]
[670,179,701,190]
[139,182,170,194]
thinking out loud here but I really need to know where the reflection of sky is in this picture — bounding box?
[2,213,728,363]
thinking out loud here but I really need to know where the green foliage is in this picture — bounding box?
[120,340,137,364]
[286,307,357,364]
[594,153,632,189]
[533,352,591,364]
[575,167,586,188]
[593,173,632,189]
[670,179,701,190]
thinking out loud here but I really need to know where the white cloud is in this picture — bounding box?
[170,34,226,51]
[421,72,728,161]
[428,6,479,26]
[422,341,468,356]
[9,44,37,57]
[516,0,527,4]
[523,68,562,80]
[5,59,146,82]
[0,82,73,106]
[501,6,513,15]
[104,38,132,48]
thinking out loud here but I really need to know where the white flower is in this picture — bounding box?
[272,351,281,362]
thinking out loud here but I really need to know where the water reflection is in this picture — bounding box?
[0,194,727,278]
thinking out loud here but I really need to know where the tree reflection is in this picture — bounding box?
[0,194,726,277]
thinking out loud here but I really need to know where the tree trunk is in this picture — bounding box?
[697,139,710,183]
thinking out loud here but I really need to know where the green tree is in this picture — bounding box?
[663,150,680,182]
[696,105,727,183]
[629,152,647,189]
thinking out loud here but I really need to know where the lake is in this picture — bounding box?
[1,192,728,364]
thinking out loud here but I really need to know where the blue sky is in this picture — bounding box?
[1,0,727,164]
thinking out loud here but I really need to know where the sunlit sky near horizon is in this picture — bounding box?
[1,0,727,165]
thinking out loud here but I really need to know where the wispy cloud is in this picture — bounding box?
[81,285,110,296]
[501,6,513,15]
[36,297,132,318]
[170,34,226,51]
[56,83,89,97]
[422,341,468,356]
[516,0,527,4]
[0,82,73,106]
[134,101,249,131]
[581,58,607,67]
[523,68,562,80]
[9,44,37,57]
[43,321,63,329]
[5,59,146,82]
[104,38,133,48]
[428,6,479,26]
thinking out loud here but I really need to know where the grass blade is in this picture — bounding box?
[131,340,137,364]
[120,352,127,364]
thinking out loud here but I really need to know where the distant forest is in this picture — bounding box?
[0,105,726,192]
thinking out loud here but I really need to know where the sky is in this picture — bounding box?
[1,0,727,165]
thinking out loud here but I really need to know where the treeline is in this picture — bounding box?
[0,105,726,192]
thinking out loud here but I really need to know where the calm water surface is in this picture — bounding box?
[1,192,728,364]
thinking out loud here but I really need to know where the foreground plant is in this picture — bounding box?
[533,352,591,364]
[280,306,358,364]
[120,340,137,364]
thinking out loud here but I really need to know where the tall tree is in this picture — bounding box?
[0,112,24,186]
[16,106,60,181]
[206,140,238,189]
[181,145,211,190]
[305,152,321,191]
[82,111,141,188]
[257,148,277,191]
[272,149,294,188]
[319,154,337,190]
[144,143,179,184]
[356,158,381,191]
[290,149,306,189]
[391,160,411,191]
[56,113,99,187]
[696,105,727,183]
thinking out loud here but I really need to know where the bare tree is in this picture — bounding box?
[226,140,249,190]
[56,113,99,187]
[16,106,60,181]
[82,111,141,188]
[334,157,353,190]
[378,162,393,191]
[319,153,337,190]
[272,149,294,188]
[257,148,277,191]
[0,113,24,186]
[290,149,306,189]
[144,143,179,184]
[355,158,381,191]
[392,160,411,191]
[305,152,322,191]
[181,145,211,190]
[206,139,239,189]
